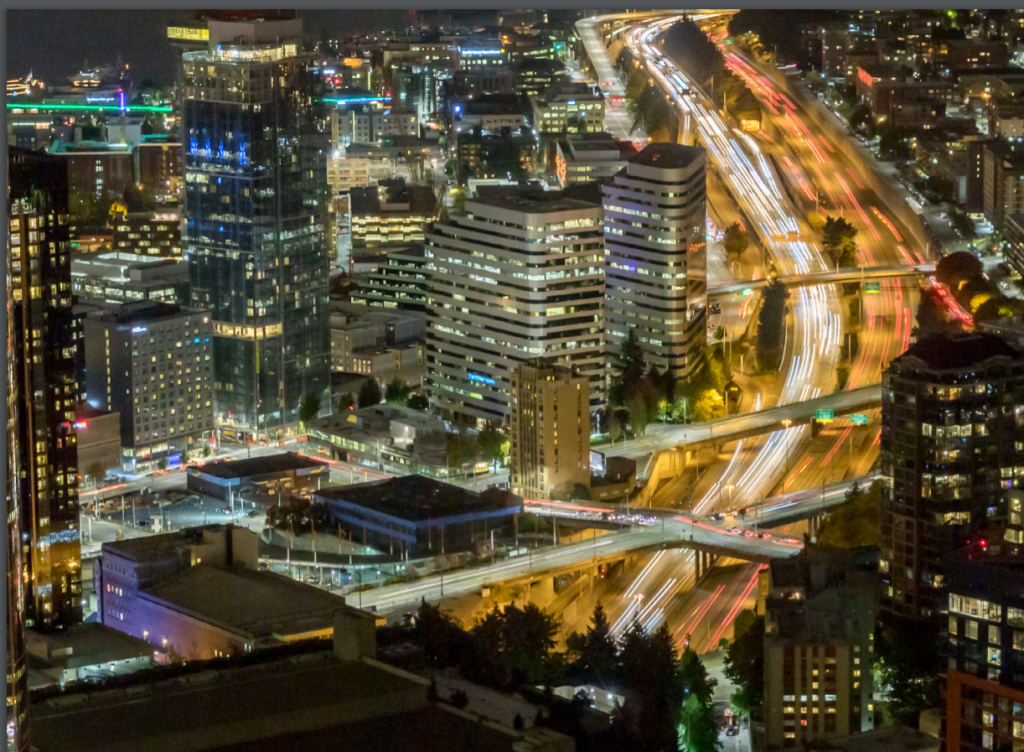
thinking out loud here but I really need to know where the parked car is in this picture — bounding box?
[726,725,740,737]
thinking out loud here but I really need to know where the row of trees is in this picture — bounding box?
[755,278,790,372]
[402,601,722,752]
[821,216,859,268]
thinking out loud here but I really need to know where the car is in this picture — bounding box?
[743,530,754,538]
[137,520,151,527]
[726,725,740,737]
[220,507,233,515]
[758,532,771,539]
[711,512,725,521]
[246,509,261,518]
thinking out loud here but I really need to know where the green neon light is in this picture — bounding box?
[6,103,174,113]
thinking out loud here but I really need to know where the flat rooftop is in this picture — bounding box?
[27,623,152,670]
[898,332,1021,371]
[468,192,599,215]
[316,476,521,522]
[142,566,348,640]
[102,525,229,564]
[629,142,703,171]
[196,452,327,480]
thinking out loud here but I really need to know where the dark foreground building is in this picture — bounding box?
[8,147,82,633]
[880,332,1024,620]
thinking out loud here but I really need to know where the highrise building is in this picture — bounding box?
[603,143,707,383]
[510,358,591,500]
[84,301,215,474]
[880,332,1024,620]
[8,147,83,632]
[425,189,605,424]
[6,195,29,752]
[181,14,331,441]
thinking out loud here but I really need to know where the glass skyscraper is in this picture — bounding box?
[182,16,331,439]
[8,148,82,635]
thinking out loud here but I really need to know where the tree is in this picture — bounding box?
[407,393,429,411]
[756,278,790,372]
[693,389,725,423]
[914,292,961,339]
[723,221,749,257]
[566,604,620,689]
[478,423,509,466]
[608,410,622,443]
[357,379,382,408]
[713,325,725,341]
[471,602,560,687]
[298,392,321,428]
[816,479,883,548]
[384,378,411,406]
[724,612,764,710]
[86,462,106,487]
[822,216,858,268]
[336,392,356,413]
[876,615,942,727]
[626,394,650,438]
[610,329,648,407]
[445,431,478,470]
[619,621,687,751]
[935,251,983,288]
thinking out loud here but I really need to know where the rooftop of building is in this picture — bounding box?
[629,142,704,171]
[26,623,152,671]
[467,190,600,215]
[27,648,563,752]
[350,183,436,216]
[196,452,328,480]
[895,331,1021,371]
[74,403,117,421]
[985,137,1024,167]
[95,299,204,325]
[316,476,521,522]
[141,565,349,640]
[101,525,232,564]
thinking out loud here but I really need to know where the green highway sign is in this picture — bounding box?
[741,288,753,296]
[865,281,880,293]
[816,409,834,423]
[851,413,869,425]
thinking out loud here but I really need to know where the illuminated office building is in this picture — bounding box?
[603,143,708,382]
[425,189,605,424]
[182,14,331,439]
[8,148,83,633]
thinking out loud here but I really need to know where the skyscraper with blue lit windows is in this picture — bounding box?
[182,14,330,439]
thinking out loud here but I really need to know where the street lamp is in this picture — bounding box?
[781,419,793,478]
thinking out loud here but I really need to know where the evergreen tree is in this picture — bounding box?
[610,329,648,407]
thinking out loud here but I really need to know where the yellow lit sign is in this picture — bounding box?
[167,26,209,42]
[343,58,363,68]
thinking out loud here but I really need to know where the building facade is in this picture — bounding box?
[880,333,1024,620]
[6,185,29,752]
[182,16,331,439]
[603,143,708,382]
[84,301,215,474]
[8,147,83,633]
[510,359,591,500]
[425,190,605,424]
[113,209,182,258]
[764,549,878,749]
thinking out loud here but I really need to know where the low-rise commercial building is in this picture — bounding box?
[71,252,189,306]
[555,132,638,187]
[97,525,351,661]
[112,209,182,258]
[74,403,121,474]
[329,303,425,381]
[83,301,214,473]
[350,182,436,249]
[350,245,429,312]
[315,476,523,557]
[26,623,154,689]
[306,404,474,479]
[764,548,878,749]
[186,452,329,502]
[530,81,604,134]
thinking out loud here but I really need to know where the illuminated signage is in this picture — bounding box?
[467,372,496,386]
[72,421,88,431]
[461,49,503,56]
[167,26,210,42]
[131,326,147,333]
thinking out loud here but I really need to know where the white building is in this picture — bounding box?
[425,190,605,425]
[603,143,708,382]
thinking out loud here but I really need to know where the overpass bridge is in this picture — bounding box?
[707,264,933,299]
[606,384,882,460]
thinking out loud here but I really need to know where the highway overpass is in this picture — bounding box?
[605,384,882,459]
[708,264,933,298]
